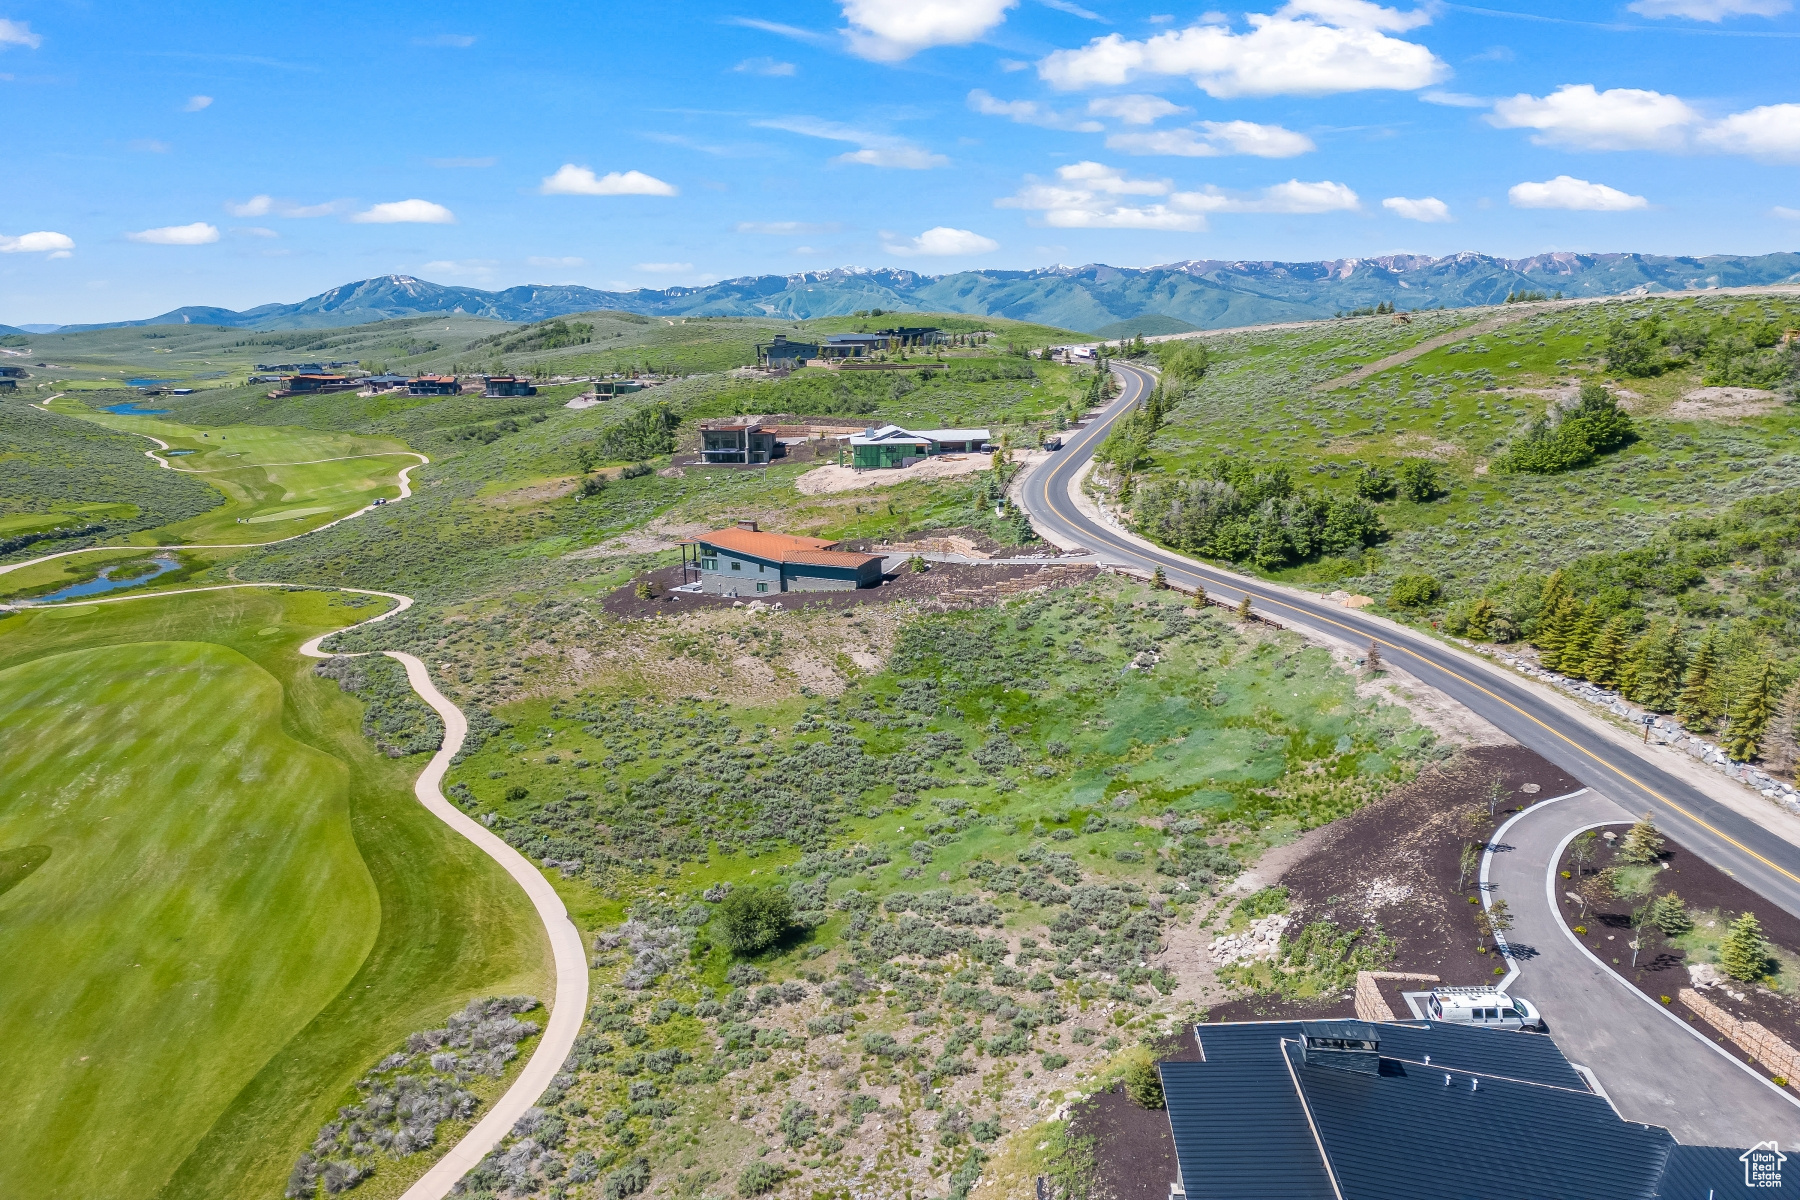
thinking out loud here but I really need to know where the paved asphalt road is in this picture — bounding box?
[1020,360,1800,1146]
[1021,361,1800,919]
[1487,790,1800,1145]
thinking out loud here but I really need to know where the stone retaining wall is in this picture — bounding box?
[1680,987,1800,1083]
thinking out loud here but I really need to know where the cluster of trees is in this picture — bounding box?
[1353,459,1445,503]
[1153,340,1211,386]
[1457,570,1799,762]
[1503,289,1559,303]
[1131,459,1384,570]
[594,403,681,462]
[1605,312,1799,389]
[1334,301,1401,318]
[1493,383,1635,474]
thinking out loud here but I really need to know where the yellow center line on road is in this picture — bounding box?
[1080,362,1800,888]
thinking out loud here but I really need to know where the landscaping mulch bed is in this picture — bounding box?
[1067,1083,1182,1200]
[1557,832,1800,1088]
[601,561,1098,619]
[1200,747,1584,1026]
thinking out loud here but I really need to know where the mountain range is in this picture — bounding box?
[29,251,1800,337]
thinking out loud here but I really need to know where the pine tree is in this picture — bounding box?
[1466,597,1495,642]
[1236,593,1253,620]
[1676,627,1720,731]
[1725,658,1778,763]
[1535,596,1579,671]
[1151,565,1167,589]
[1720,911,1769,982]
[1649,891,1693,936]
[1192,582,1208,608]
[1767,678,1800,776]
[1582,615,1629,689]
[1628,621,1686,712]
[1365,639,1384,673]
[1537,570,1569,627]
[1619,813,1664,864]
[1556,601,1604,677]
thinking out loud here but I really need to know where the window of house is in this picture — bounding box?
[701,557,718,571]
[756,581,768,593]
[758,562,766,572]
[731,560,741,571]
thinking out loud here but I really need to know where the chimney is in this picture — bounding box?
[737,520,759,532]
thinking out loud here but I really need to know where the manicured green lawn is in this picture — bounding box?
[42,398,420,544]
[0,589,550,1200]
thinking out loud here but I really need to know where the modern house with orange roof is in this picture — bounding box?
[678,521,886,596]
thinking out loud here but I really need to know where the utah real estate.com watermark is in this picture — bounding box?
[1743,1142,1787,1188]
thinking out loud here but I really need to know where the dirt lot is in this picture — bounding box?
[601,561,1098,619]
[1558,832,1800,1088]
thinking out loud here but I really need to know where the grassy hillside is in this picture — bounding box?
[1116,292,1800,750]
[0,401,222,562]
[294,575,1436,1200]
[0,588,550,1200]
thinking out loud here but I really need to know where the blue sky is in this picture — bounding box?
[2,0,1798,324]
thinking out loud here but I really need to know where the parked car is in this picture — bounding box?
[1427,987,1544,1031]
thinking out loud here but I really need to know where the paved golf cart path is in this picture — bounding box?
[1485,790,1800,1145]
[1,577,584,1192]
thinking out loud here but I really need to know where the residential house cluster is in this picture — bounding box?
[677,521,884,596]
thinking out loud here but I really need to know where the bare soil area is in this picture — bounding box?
[601,561,1099,620]
[1669,386,1784,420]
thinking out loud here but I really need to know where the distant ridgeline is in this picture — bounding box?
[44,251,1800,336]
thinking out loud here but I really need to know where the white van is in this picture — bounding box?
[1427,988,1544,1031]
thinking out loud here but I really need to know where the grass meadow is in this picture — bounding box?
[0,588,550,1200]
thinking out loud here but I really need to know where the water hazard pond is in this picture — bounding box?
[30,555,182,604]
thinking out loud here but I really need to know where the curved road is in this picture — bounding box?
[1484,790,1800,1144]
[1023,361,1800,1141]
[1022,361,1800,920]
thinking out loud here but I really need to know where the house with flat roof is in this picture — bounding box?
[679,521,884,596]
[699,420,782,465]
[363,374,410,390]
[755,334,819,369]
[407,374,461,396]
[1157,1018,1751,1200]
[848,424,992,469]
[483,375,537,397]
[282,373,359,394]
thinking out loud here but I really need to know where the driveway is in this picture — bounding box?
[1487,790,1800,1146]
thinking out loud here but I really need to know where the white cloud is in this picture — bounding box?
[0,18,41,49]
[882,226,1001,256]
[421,258,498,278]
[1087,94,1190,124]
[1488,86,1800,163]
[996,160,1355,228]
[0,230,74,254]
[967,89,1104,131]
[528,255,587,267]
[539,165,679,196]
[1627,0,1789,18]
[1420,90,1487,107]
[1772,206,1800,219]
[724,16,836,46]
[1107,119,1314,157]
[413,33,476,47]
[1382,195,1451,222]
[1036,0,1445,98]
[126,222,221,245]
[1508,175,1648,211]
[225,195,344,218]
[735,56,797,75]
[840,0,1019,61]
[736,221,845,234]
[754,117,949,168]
[349,199,456,224]
[184,95,213,112]
[233,226,280,238]
[1488,84,1699,151]
[1697,103,1800,161]
[1039,0,1105,18]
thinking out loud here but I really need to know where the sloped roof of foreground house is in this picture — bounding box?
[680,527,882,570]
[1161,1019,1749,1200]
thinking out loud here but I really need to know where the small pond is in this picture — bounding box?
[29,555,182,604]
[103,402,171,415]
[163,449,196,456]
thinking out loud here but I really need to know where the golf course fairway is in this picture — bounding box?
[0,589,550,1200]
